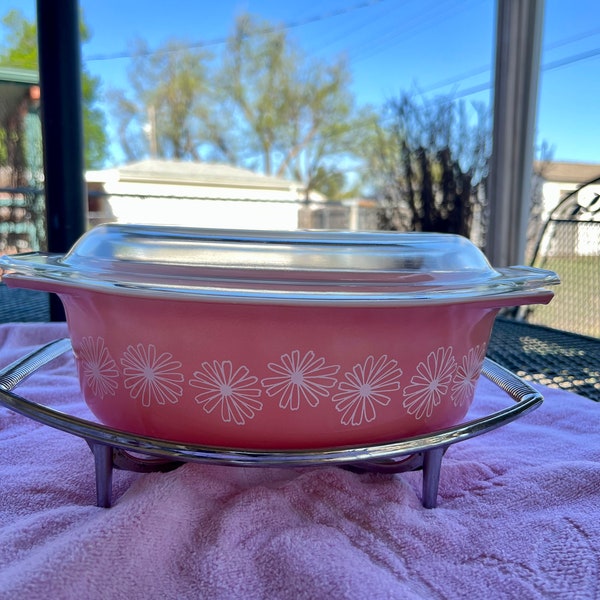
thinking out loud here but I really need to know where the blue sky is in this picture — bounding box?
[7,0,600,166]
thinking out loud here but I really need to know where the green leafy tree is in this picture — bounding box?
[0,8,109,169]
[309,166,361,201]
[109,38,212,161]
[110,13,364,198]
[0,9,37,68]
[216,14,359,197]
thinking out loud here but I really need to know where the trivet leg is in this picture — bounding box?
[90,442,114,508]
[421,446,445,509]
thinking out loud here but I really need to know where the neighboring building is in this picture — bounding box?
[0,67,44,253]
[535,160,600,219]
[533,160,600,257]
[85,159,326,231]
[0,67,42,186]
[299,197,380,231]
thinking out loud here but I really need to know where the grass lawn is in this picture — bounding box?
[526,255,600,338]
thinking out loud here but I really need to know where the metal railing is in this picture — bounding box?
[0,186,46,253]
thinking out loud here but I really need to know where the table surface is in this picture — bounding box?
[1,283,598,401]
[487,317,600,401]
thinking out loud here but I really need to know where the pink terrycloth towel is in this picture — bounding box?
[0,323,598,599]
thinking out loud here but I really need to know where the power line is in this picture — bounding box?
[84,0,390,62]
[418,25,600,96]
[545,25,600,52]
[299,1,408,59]
[542,45,600,72]
[418,65,489,94]
[428,44,600,103]
[83,1,600,107]
[348,0,477,65]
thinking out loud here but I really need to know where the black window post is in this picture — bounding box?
[36,0,87,321]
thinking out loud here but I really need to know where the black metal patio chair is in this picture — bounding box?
[524,175,600,339]
[487,175,600,401]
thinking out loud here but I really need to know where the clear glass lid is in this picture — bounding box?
[0,224,559,304]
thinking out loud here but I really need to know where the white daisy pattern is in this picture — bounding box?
[332,355,402,426]
[261,350,340,411]
[120,343,184,407]
[190,361,262,425]
[403,346,457,420]
[79,336,119,399]
[452,344,486,406]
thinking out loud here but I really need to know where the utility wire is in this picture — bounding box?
[420,44,600,104]
[419,25,600,95]
[84,0,390,62]
[83,0,600,107]
[542,45,600,72]
[348,0,476,65]
[300,1,408,58]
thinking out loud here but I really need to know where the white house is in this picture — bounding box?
[536,161,600,219]
[534,161,600,257]
[85,159,325,231]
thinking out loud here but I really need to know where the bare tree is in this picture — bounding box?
[365,94,491,240]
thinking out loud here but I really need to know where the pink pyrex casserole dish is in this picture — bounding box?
[0,225,559,449]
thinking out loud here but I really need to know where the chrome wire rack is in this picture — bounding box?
[0,339,543,509]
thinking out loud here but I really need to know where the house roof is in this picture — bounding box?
[90,159,305,192]
[0,67,38,125]
[535,161,600,185]
[0,67,38,86]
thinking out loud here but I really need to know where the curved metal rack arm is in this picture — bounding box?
[0,339,543,509]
